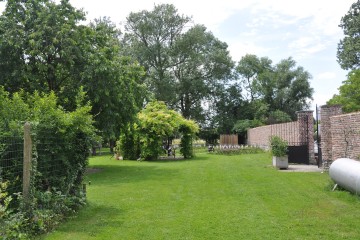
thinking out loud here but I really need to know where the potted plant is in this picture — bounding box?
[270,136,288,169]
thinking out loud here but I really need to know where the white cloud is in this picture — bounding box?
[311,92,338,108]
[288,37,328,59]
[316,72,337,80]
[251,0,352,32]
[228,41,272,62]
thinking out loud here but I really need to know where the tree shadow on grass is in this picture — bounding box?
[37,203,125,239]
[84,154,211,187]
[85,164,181,186]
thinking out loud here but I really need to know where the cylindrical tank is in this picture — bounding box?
[329,158,360,195]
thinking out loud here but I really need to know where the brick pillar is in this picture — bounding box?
[320,105,342,162]
[297,110,315,164]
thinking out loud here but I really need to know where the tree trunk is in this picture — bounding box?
[92,146,97,156]
[109,139,115,153]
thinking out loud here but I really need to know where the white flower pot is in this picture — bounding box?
[273,156,288,169]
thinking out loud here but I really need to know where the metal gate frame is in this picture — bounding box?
[287,114,310,164]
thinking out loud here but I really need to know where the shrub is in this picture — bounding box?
[269,136,288,157]
[136,101,198,160]
[119,124,141,160]
[0,89,95,238]
[179,120,198,159]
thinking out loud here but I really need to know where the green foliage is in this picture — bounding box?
[0,181,12,219]
[256,57,313,118]
[0,89,94,238]
[169,24,234,119]
[137,101,179,160]
[211,55,313,136]
[128,101,199,160]
[124,4,191,104]
[119,124,141,160]
[125,4,234,122]
[198,128,219,145]
[179,124,194,159]
[337,1,360,70]
[0,0,86,101]
[327,69,360,113]
[269,136,288,157]
[0,2,146,142]
[0,190,87,239]
[213,83,245,134]
[236,54,272,101]
[235,56,313,120]
[267,110,292,124]
[232,119,263,134]
[27,91,94,196]
[85,18,147,141]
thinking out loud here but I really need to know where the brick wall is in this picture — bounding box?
[247,122,299,149]
[247,111,315,163]
[330,112,360,160]
[320,105,360,162]
[320,105,342,161]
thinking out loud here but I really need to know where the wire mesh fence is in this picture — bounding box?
[34,134,67,192]
[0,123,87,207]
[0,135,24,195]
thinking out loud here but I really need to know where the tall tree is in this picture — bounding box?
[0,0,87,104]
[0,1,147,144]
[255,57,313,118]
[337,0,360,70]
[327,69,360,113]
[83,18,147,142]
[124,4,191,103]
[211,83,245,133]
[124,4,233,121]
[170,24,234,119]
[236,54,272,101]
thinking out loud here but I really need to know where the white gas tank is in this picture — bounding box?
[329,158,360,195]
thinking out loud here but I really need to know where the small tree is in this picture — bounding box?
[126,101,198,160]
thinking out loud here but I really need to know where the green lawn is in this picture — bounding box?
[39,153,360,239]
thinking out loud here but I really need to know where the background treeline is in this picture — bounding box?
[0,0,314,145]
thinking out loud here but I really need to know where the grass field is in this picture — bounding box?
[39,152,360,239]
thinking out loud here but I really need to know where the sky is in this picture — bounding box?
[0,0,355,110]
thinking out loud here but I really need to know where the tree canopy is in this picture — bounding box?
[327,69,360,113]
[337,0,360,70]
[328,1,360,113]
[0,0,146,144]
[0,0,315,143]
[214,55,313,135]
[0,0,86,99]
[124,101,199,160]
[124,4,234,122]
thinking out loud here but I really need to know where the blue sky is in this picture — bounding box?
[0,0,355,110]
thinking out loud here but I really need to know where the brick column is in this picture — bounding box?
[297,111,315,164]
[320,105,342,162]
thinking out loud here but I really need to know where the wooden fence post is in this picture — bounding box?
[23,122,32,201]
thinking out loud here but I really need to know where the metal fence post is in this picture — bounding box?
[23,122,32,201]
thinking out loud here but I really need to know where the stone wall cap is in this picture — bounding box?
[296,110,314,113]
[320,104,342,109]
[331,111,360,118]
